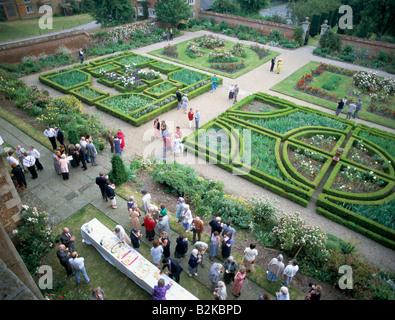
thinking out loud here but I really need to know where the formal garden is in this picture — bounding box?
[182,92,395,252]
[149,34,279,78]
[271,61,395,129]
[38,51,222,127]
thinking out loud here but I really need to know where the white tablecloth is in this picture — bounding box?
[81,218,198,300]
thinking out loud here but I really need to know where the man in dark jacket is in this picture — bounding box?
[76,144,87,171]
[55,127,65,146]
[95,172,108,201]
[176,89,182,110]
[161,258,183,283]
[209,217,223,235]
[56,244,73,277]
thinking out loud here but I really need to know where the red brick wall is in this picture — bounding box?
[198,10,296,40]
[339,34,395,59]
[0,30,90,64]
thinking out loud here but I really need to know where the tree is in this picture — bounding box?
[154,0,191,27]
[108,154,130,185]
[309,14,321,37]
[86,0,135,27]
[238,0,269,14]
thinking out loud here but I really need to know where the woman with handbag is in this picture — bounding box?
[243,243,258,272]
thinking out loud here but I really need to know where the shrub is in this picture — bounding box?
[322,74,341,91]
[14,205,56,275]
[108,154,130,185]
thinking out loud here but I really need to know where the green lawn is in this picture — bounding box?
[0,14,94,43]
[38,204,213,300]
[149,38,279,79]
[270,61,395,129]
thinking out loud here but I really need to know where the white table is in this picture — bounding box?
[81,218,198,300]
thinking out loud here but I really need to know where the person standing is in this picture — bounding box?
[208,262,223,292]
[95,172,108,201]
[154,118,161,139]
[228,84,234,101]
[335,99,345,116]
[150,239,164,268]
[11,163,27,190]
[270,57,276,72]
[113,135,122,156]
[69,251,91,284]
[188,108,194,129]
[130,228,142,252]
[43,126,57,150]
[222,219,236,237]
[144,212,156,241]
[182,94,189,114]
[59,154,70,180]
[194,240,208,268]
[211,74,218,92]
[353,99,362,119]
[195,109,200,130]
[117,129,125,151]
[233,84,239,104]
[54,127,65,146]
[176,89,182,110]
[214,281,227,300]
[174,234,189,262]
[22,152,38,179]
[107,130,114,153]
[86,140,98,166]
[105,180,117,209]
[181,204,192,233]
[141,189,151,214]
[53,150,62,175]
[191,216,204,243]
[169,27,173,41]
[346,101,356,120]
[175,197,185,223]
[209,217,223,235]
[282,259,299,287]
[6,151,19,167]
[276,286,290,300]
[159,231,171,259]
[209,231,220,261]
[130,205,141,230]
[60,227,76,254]
[267,254,285,282]
[161,258,183,284]
[276,59,283,74]
[152,279,173,300]
[187,249,201,277]
[221,233,235,259]
[56,244,73,277]
[232,266,247,297]
[75,144,87,171]
[156,214,170,235]
[305,283,322,301]
[79,48,85,64]
[223,256,238,285]
[14,145,26,167]
[243,243,258,272]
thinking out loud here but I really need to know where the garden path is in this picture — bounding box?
[19,30,395,273]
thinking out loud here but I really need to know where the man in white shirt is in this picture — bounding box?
[69,251,91,284]
[43,126,57,150]
[282,259,299,287]
[6,151,19,167]
[28,146,43,171]
[22,152,38,179]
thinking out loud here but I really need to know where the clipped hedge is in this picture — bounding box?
[39,68,91,94]
[69,84,110,105]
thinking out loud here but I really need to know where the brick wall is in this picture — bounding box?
[0,30,90,64]
[339,34,395,59]
[197,10,296,40]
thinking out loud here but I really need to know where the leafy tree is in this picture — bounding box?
[211,0,241,14]
[86,0,135,27]
[287,0,341,25]
[154,0,192,26]
[238,0,270,14]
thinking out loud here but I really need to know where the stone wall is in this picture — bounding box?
[0,30,90,64]
[339,34,395,59]
[197,10,296,40]
[0,156,22,234]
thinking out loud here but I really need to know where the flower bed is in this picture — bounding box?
[96,93,154,116]
[210,61,246,74]
[112,53,153,68]
[162,44,179,58]
[168,69,210,86]
[150,61,180,74]
[143,80,181,99]
[39,68,91,93]
[249,44,270,60]
[87,62,121,78]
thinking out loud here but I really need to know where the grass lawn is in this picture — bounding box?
[149,37,279,79]
[0,14,94,43]
[38,204,213,300]
[270,61,395,129]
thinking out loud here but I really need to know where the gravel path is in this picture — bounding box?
[21,30,395,272]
